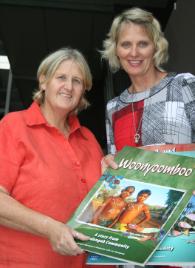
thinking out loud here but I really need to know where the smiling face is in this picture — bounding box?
[137,193,150,203]
[41,59,85,115]
[116,22,156,79]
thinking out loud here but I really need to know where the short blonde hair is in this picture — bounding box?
[101,7,169,72]
[33,47,92,113]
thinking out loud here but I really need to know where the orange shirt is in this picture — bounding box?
[0,102,114,268]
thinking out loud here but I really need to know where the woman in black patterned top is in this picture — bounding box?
[102,7,195,154]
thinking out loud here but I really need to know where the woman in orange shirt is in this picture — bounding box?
[0,48,117,268]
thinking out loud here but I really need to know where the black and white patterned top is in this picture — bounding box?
[106,72,195,154]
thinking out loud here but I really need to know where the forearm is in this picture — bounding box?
[0,217,47,235]
[0,188,89,256]
[0,189,56,237]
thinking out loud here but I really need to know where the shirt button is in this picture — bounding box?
[75,161,80,166]
[81,178,86,183]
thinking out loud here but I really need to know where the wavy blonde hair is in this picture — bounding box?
[33,47,92,114]
[101,7,169,72]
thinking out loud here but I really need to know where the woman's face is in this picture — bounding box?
[41,59,85,114]
[116,22,156,78]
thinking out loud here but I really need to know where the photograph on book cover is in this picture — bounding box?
[78,178,185,243]
[67,146,195,266]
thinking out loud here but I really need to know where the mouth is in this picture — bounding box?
[128,60,142,66]
[59,92,72,99]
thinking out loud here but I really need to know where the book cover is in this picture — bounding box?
[67,146,195,266]
[86,149,195,266]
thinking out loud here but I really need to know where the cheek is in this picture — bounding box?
[145,48,155,60]
[75,89,84,101]
[116,47,125,58]
[117,49,128,59]
[44,88,55,99]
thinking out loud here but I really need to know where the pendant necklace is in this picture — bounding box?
[131,96,144,144]
[130,72,169,144]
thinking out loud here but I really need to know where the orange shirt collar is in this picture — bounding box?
[24,101,87,139]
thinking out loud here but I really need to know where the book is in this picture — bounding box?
[67,146,195,266]
[86,148,195,266]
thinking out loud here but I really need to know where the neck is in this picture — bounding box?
[129,70,167,93]
[40,104,70,137]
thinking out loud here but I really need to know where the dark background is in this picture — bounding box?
[0,0,194,150]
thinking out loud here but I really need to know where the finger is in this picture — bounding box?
[105,154,118,167]
[66,237,85,255]
[59,244,84,256]
[101,154,118,172]
[57,235,85,256]
[72,230,90,241]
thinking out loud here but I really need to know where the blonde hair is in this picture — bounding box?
[101,7,169,72]
[33,47,92,114]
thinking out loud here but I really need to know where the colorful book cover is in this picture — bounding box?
[86,149,195,266]
[67,146,195,266]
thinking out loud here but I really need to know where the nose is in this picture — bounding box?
[130,45,138,57]
[64,78,72,91]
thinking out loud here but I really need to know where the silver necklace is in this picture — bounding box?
[129,73,171,144]
[131,98,144,144]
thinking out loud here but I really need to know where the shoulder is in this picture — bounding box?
[106,89,128,113]
[166,72,195,101]
[80,126,97,140]
[0,110,26,153]
[175,72,195,79]
[106,96,120,110]
[0,110,25,128]
[172,72,195,85]
[0,109,28,143]
[80,126,101,146]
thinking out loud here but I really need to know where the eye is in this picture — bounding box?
[57,75,66,81]
[120,41,131,48]
[73,78,83,86]
[138,41,149,48]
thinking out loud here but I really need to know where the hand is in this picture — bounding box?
[101,154,118,173]
[46,220,89,256]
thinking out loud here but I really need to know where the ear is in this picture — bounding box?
[39,75,46,91]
